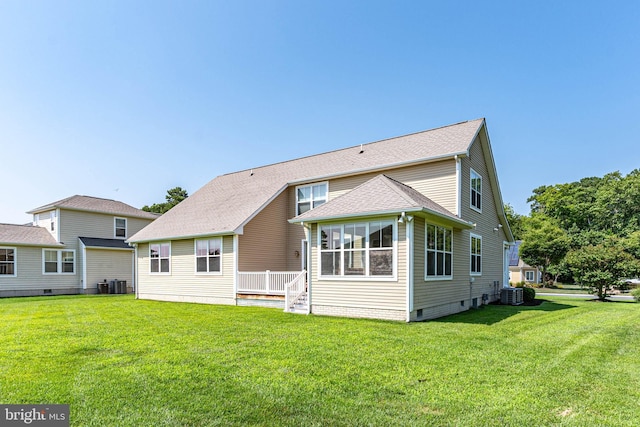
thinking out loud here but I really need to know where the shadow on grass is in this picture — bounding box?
[432,299,576,325]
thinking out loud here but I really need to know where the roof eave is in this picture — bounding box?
[127,230,236,244]
[290,207,473,229]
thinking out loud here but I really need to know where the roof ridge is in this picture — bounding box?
[221,118,484,177]
[376,175,423,207]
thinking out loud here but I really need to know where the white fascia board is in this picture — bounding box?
[127,230,236,244]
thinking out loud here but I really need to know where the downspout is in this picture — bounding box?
[302,222,313,314]
[81,240,87,293]
[132,243,138,299]
[405,215,414,323]
[455,155,462,217]
[233,235,239,305]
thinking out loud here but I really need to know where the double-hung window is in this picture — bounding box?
[0,247,16,276]
[470,169,482,212]
[425,223,452,279]
[115,218,127,238]
[297,183,328,215]
[195,238,222,273]
[150,243,170,274]
[470,234,482,275]
[320,220,394,278]
[43,249,75,274]
[525,271,535,282]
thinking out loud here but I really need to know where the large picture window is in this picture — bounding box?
[0,247,16,276]
[150,243,170,274]
[470,169,482,212]
[297,183,328,215]
[195,238,222,273]
[320,220,394,278]
[471,234,482,275]
[425,223,452,279]
[43,249,75,274]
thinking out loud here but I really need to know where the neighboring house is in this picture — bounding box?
[129,118,514,321]
[0,196,158,297]
[508,240,541,285]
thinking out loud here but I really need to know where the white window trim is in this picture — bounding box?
[0,246,17,277]
[318,218,397,281]
[470,168,482,213]
[42,249,76,275]
[295,181,329,216]
[525,270,535,282]
[114,217,127,239]
[424,221,453,281]
[470,233,482,276]
[194,238,223,275]
[149,242,171,275]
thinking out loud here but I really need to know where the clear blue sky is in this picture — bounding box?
[1,1,638,224]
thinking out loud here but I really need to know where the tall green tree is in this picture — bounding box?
[142,187,188,214]
[519,215,570,285]
[566,240,640,301]
[504,203,524,240]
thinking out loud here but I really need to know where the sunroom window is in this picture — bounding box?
[320,220,394,278]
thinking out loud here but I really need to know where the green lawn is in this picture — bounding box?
[1,295,640,426]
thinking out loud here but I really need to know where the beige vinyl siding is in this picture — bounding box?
[459,135,509,301]
[0,246,80,294]
[412,217,473,317]
[238,189,290,272]
[137,236,236,304]
[328,160,457,214]
[309,219,406,312]
[286,186,311,271]
[85,248,133,291]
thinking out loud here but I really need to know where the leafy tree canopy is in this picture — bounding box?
[142,187,188,214]
[566,239,640,300]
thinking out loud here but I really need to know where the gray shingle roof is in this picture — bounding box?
[0,223,63,247]
[291,175,472,227]
[79,237,132,250]
[28,195,159,220]
[128,119,484,243]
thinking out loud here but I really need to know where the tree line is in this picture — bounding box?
[506,169,640,300]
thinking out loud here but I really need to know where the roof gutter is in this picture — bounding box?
[290,207,474,229]
[127,230,236,245]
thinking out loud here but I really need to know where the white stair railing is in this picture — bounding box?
[284,270,307,313]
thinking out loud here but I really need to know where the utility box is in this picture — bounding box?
[501,287,523,305]
[117,280,127,294]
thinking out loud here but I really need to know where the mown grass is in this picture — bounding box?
[1,295,640,426]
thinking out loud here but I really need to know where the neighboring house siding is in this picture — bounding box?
[460,136,509,302]
[0,246,80,296]
[309,220,406,320]
[328,160,457,214]
[59,209,154,290]
[137,237,236,305]
[85,249,133,292]
[238,189,289,272]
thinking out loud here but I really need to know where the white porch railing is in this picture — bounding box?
[285,270,308,313]
[237,271,302,295]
